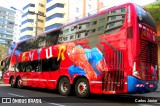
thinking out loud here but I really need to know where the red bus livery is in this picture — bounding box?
[2,3,158,97]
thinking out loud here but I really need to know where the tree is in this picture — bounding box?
[144,2,160,24]
[144,2,160,36]
[0,44,9,71]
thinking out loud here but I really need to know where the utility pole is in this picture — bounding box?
[28,11,45,35]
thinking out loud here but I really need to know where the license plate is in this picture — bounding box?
[149,84,154,88]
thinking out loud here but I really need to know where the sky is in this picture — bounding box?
[0,0,26,10]
[101,0,155,8]
[0,0,156,11]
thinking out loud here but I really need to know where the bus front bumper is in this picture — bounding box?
[128,76,158,93]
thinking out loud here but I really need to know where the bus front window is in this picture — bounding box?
[136,5,157,32]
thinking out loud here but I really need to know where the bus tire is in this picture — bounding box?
[58,77,71,96]
[75,78,90,98]
[10,77,16,88]
[17,77,23,89]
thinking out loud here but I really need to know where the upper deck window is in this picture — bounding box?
[105,7,126,33]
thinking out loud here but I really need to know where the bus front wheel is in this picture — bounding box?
[58,77,71,96]
[75,78,90,98]
[10,77,16,88]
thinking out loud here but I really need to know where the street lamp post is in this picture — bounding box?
[28,11,45,35]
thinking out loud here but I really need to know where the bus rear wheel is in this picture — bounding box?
[10,77,16,88]
[58,77,71,96]
[17,77,23,89]
[75,78,90,98]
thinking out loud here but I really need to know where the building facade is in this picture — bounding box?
[45,0,104,31]
[12,11,22,43]
[21,0,46,38]
[0,6,16,46]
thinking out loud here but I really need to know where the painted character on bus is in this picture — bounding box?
[66,43,108,80]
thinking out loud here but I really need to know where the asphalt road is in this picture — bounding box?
[0,84,159,106]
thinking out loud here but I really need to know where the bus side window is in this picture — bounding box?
[41,57,60,71]
[52,57,60,70]
[26,62,32,72]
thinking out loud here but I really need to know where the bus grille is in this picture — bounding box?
[104,70,124,91]
[140,40,157,65]
[103,50,124,92]
[140,39,158,80]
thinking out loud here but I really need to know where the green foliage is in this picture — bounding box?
[0,44,9,71]
[144,2,160,24]
[0,44,8,60]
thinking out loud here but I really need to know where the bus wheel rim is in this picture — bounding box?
[11,79,14,85]
[61,82,68,93]
[78,82,87,95]
[18,79,22,86]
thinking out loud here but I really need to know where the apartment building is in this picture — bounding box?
[12,11,22,43]
[21,0,46,38]
[45,0,104,31]
[0,6,16,46]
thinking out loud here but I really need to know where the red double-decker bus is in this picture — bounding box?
[2,3,158,97]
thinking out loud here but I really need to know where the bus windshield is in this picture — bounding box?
[136,5,157,32]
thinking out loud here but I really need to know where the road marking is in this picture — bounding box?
[47,102,66,106]
[8,93,66,106]
[8,93,24,97]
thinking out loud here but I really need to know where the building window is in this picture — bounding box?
[47,0,52,3]
[86,23,90,28]
[88,13,91,16]
[71,26,76,31]
[46,3,64,12]
[64,29,69,33]
[99,18,105,23]
[22,12,34,18]
[8,21,14,25]
[75,17,79,20]
[108,23,115,28]
[85,32,88,36]
[64,37,68,41]
[23,3,35,10]
[121,8,126,12]
[111,10,116,13]
[92,21,97,25]
[70,35,74,39]
[46,13,64,21]
[122,15,125,19]
[22,19,34,25]
[21,27,33,33]
[79,25,82,29]
[88,4,91,9]
[98,26,104,31]
[76,7,79,13]
[111,16,116,20]
[91,29,96,33]
[45,23,63,31]
[77,34,81,38]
